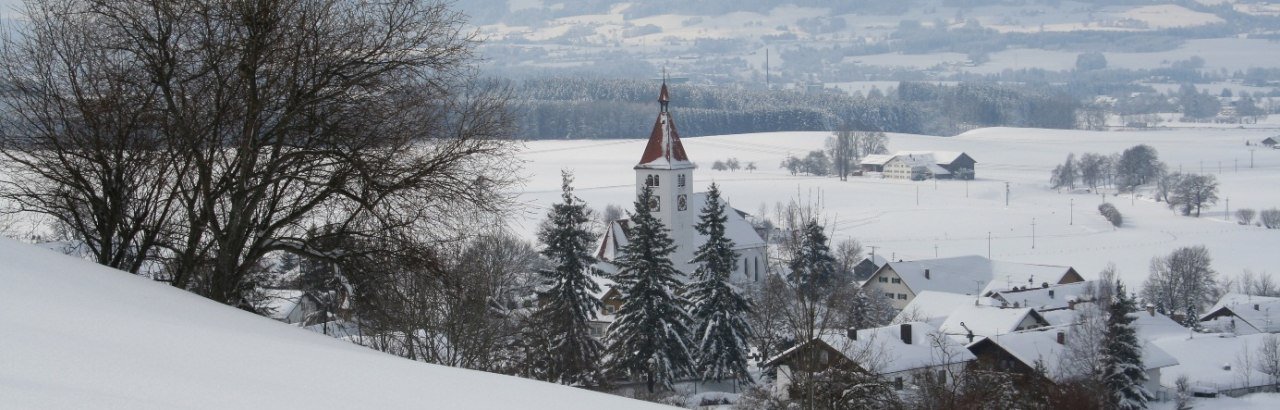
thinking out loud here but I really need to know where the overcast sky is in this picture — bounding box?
[0,0,20,19]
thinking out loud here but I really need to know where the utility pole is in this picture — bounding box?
[916,186,920,206]
[1005,182,1010,207]
[1069,198,1074,225]
[987,232,992,259]
[1252,148,1256,168]
[1226,197,1230,221]
[764,48,770,90]
[934,244,939,258]
[1031,218,1037,249]
[965,179,969,198]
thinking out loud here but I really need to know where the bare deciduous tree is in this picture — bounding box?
[2,0,518,309]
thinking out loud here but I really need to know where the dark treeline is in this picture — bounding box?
[515,78,1078,139]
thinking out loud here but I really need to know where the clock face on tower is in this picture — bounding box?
[648,195,661,211]
[677,194,687,211]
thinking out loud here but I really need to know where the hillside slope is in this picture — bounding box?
[0,237,668,409]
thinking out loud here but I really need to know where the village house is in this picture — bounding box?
[594,83,768,284]
[765,322,976,397]
[968,325,1178,400]
[860,151,977,180]
[862,255,1085,310]
[1199,293,1280,334]
[987,280,1099,313]
[1260,136,1278,148]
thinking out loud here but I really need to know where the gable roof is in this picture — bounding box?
[859,154,895,166]
[1200,293,1280,333]
[938,304,1049,342]
[989,280,1098,311]
[874,255,1080,298]
[977,325,1177,382]
[894,291,991,328]
[1263,136,1279,145]
[635,83,693,170]
[768,322,975,375]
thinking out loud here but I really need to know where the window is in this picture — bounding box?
[653,175,660,186]
[891,277,902,284]
[897,293,908,300]
[819,350,829,364]
[894,377,904,390]
[678,174,685,187]
[878,277,889,283]
[884,293,894,299]
[754,258,760,282]
[604,305,616,315]
[645,175,653,186]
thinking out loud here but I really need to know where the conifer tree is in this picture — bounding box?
[532,171,605,386]
[788,219,839,300]
[1100,281,1153,410]
[605,186,694,393]
[686,184,755,386]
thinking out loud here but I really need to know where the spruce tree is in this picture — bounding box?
[605,186,694,393]
[686,184,755,386]
[532,171,605,386]
[1100,281,1152,410]
[788,219,838,300]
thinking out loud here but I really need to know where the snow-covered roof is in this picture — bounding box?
[767,322,975,375]
[1201,293,1280,333]
[595,193,764,265]
[989,280,1098,311]
[894,291,991,328]
[1131,309,1192,341]
[859,154,894,166]
[985,325,1177,382]
[885,153,951,175]
[635,84,694,170]
[1155,333,1276,392]
[938,304,1048,342]
[876,255,1080,298]
[256,289,304,321]
[895,150,969,165]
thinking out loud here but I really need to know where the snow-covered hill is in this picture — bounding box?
[0,237,669,409]
[513,126,1280,288]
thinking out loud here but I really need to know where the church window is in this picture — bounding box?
[678,174,686,187]
[754,257,760,281]
[645,175,653,186]
[653,175,660,186]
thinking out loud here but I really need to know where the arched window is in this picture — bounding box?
[677,174,686,187]
[754,257,760,282]
[645,175,653,186]
[653,175,660,186]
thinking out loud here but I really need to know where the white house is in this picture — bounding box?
[938,304,1051,344]
[862,255,1085,310]
[595,84,768,283]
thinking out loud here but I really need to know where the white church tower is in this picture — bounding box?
[595,82,769,284]
[633,82,695,246]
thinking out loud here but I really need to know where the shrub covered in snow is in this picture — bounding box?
[1099,203,1123,227]
[1262,208,1280,229]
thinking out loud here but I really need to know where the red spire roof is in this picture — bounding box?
[635,83,694,170]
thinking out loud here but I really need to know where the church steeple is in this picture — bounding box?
[636,82,693,170]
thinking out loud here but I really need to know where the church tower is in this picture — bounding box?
[634,82,695,244]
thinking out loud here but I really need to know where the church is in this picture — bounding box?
[594,83,768,284]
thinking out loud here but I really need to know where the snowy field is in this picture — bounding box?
[512,127,1280,290]
[0,237,669,409]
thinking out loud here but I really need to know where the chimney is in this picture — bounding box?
[925,269,931,280]
[1048,290,1055,299]
[900,323,913,345]
[847,328,858,340]
[1146,304,1155,317]
[1256,304,1261,311]
[1056,331,1066,345]
[1068,300,1076,310]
